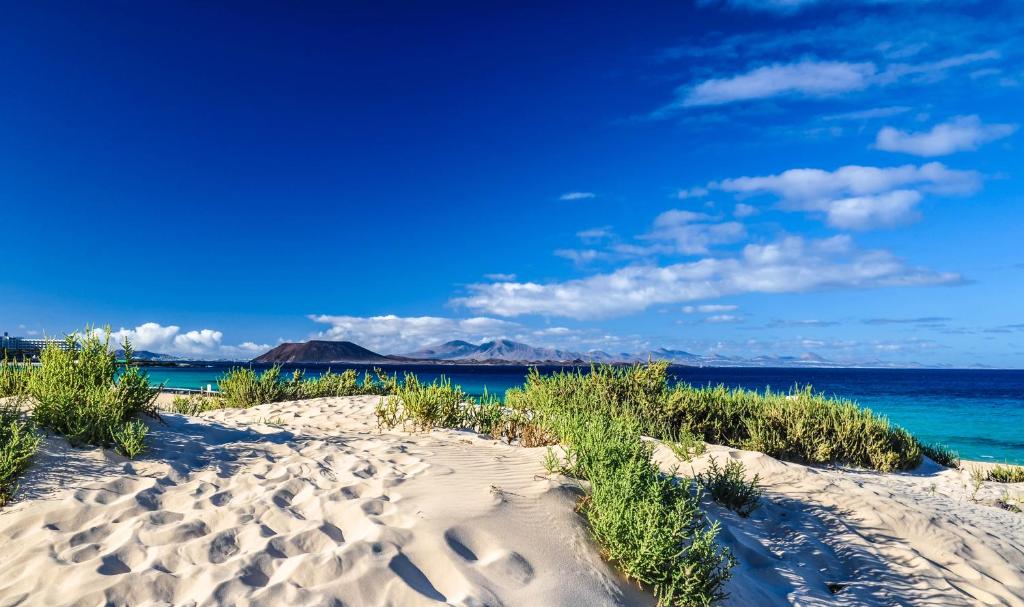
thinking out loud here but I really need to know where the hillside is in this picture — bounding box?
[252,340,392,364]
[406,339,582,362]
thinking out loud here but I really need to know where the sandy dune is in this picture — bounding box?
[1,395,1022,606]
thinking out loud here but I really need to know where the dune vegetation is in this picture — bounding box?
[2,343,998,604]
[0,399,40,507]
[0,327,161,504]
[214,366,397,409]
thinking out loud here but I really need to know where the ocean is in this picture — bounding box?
[142,363,1024,465]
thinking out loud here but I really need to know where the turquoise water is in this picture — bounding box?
[142,364,1024,465]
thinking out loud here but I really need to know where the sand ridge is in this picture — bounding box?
[0,396,649,607]
[1,395,1023,606]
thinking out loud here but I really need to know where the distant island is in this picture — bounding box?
[246,338,932,368]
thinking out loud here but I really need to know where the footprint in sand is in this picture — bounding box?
[444,526,535,586]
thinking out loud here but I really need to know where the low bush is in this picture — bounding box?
[217,366,398,408]
[28,329,158,455]
[921,442,960,469]
[0,400,41,506]
[216,366,287,408]
[541,406,733,605]
[0,357,34,398]
[375,374,466,432]
[474,369,734,604]
[666,427,707,462]
[168,394,220,416]
[666,384,922,472]
[987,464,1024,483]
[112,419,148,458]
[695,457,762,517]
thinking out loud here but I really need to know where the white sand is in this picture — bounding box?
[1,395,1022,606]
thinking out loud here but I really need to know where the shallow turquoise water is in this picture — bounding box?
[142,364,1024,465]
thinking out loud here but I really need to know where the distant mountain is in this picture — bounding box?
[405,340,481,360]
[253,340,392,364]
[406,339,582,363]
[250,338,932,369]
[115,349,179,361]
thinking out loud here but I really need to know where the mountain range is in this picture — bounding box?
[404,339,581,362]
[250,338,919,368]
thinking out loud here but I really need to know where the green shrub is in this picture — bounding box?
[921,442,960,469]
[463,388,509,436]
[287,369,360,399]
[216,366,287,408]
[987,464,1024,483]
[666,427,707,462]
[218,366,398,408]
[112,419,148,458]
[382,374,466,432]
[375,366,734,604]
[169,394,219,416]
[665,384,922,472]
[695,458,762,517]
[0,357,34,398]
[28,329,158,450]
[553,410,733,605]
[0,400,41,506]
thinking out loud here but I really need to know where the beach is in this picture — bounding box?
[1,394,1022,606]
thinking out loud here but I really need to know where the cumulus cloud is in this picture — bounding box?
[824,190,923,229]
[109,322,267,359]
[716,162,980,229]
[682,60,876,107]
[307,314,520,354]
[559,192,596,201]
[453,235,961,319]
[642,210,747,255]
[875,115,1018,156]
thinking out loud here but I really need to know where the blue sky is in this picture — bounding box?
[2,0,1022,366]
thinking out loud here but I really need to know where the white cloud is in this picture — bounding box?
[683,304,739,313]
[682,60,876,107]
[666,50,998,112]
[824,190,922,229]
[559,192,596,201]
[718,162,979,200]
[454,235,960,319]
[484,273,517,281]
[109,322,265,359]
[824,106,912,121]
[307,314,519,354]
[699,0,956,14]
[576,226,614,241]
[875,115,1017,156]
[705,314,743,323]
[716,162,980,229]
[878,50,1001,84]
[555,248,604,264]
[643,210,746,254]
